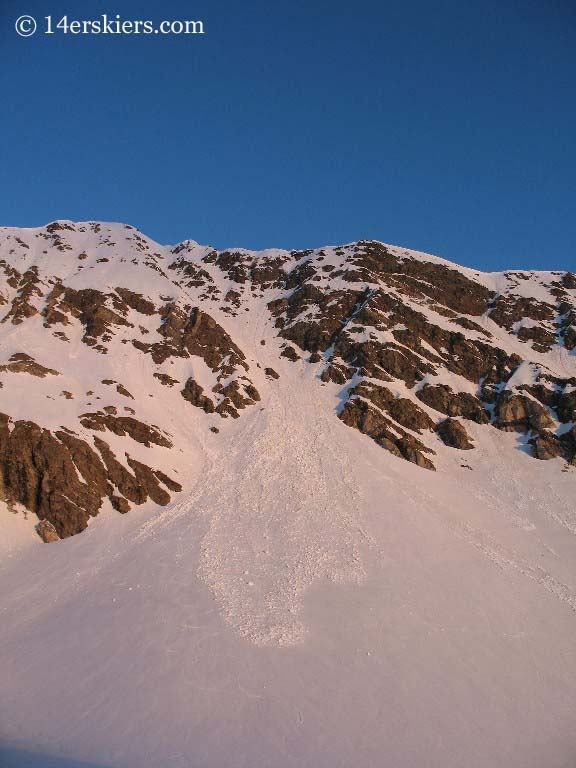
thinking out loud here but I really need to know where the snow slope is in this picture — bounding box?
[1,223,576,767]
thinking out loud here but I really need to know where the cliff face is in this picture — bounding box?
[0,221,574,540]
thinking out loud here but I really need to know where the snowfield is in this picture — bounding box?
[1,223,576,767]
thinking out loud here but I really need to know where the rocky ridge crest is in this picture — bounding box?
[0,222,574,540]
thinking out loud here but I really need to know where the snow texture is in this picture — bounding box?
[1,222,576,767]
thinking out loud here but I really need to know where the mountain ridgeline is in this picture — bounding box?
[0,221,574,541]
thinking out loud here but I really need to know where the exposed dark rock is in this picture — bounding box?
[147,306,259,415]
[270,283,364,347]
[489,295,555,331]
[335,338,433,388]
[212,250,251,284]
[116,383,134,399]
[126,456,170,506]
[416,384,490,424]
[320,362,356,385]
[562,272,576,289]
[110,495,131,513]
[2,267,43,325]
[339,398,435,470]
[224,289,242,308]
[115,287,156,315]
[395,437,436,470]
[37,520,60,543]
[215,398,241,419]
[56,430,109,499]
[154,470,182,493]
[46,221,75,234]
[0,410,183,540]
[556,390,576,423]
[516,325,556,353]
[244,384,261,402]
[350,383,435,433]
[264,367,279,379]
[181,378,215,413]
[79,412,172,447]
[529,431,565,461]
[169,256,215,289]
[43,285,133,346]
[560,426,576,464]
[557,306,576,351]
[132,339,151,353]
[154,372,179,387]
[93,437,147,505]
[181,372,259,418]
[249,255,289,288]
[1,417,103,538]
[346,240,493,315]
[452,316,492,337]
[281,345,300,362]
[219,380,256,409]
[436,418,474,450]
[0,353,60,378]
[182,378,214,413]
[494,394,556,433]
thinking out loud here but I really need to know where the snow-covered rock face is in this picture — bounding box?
[0,221,575,543]
[3,222,576,767]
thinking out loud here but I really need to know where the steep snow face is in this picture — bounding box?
[1,222,576,767]
[0,219,574,533]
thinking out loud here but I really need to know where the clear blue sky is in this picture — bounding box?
[1,0,574,270]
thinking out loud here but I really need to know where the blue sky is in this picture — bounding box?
[1,0,574,270]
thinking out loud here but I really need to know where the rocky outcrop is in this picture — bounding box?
[2,266,43,324]
[557,390,576,423]
[436,418,474,450]
[43,285,133,350]
[490,295,556,329]
[0,413,181,541]
[37,520,60,543]
[266,242,572,470]
[339,397,436,470]
[320,361,356,385]
[169,254,217,290]
[350,383,435,434]
[338,240,493,315]
[270,286,365,353]
[148,305,260,417]
[156,306,245,372]
[528,427,575,464]
[114,287,156,315]
[562,272,576,290]
[0,416,104,538]
[181,378,215,414]
[494,394,556,433]
[280,345,301,362]
[529,431,565,461]
[78,412,172,447]
[519,383,576,424]
[0,353,60,377]
[181,375,260,420]
[154,372,179,387]
[416,384,489,424]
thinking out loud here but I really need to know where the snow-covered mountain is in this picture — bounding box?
[1,221,575,767]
